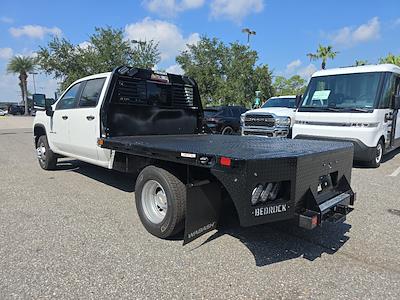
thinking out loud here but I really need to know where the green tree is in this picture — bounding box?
[354,60,369,66]
[307,45,338,69]
[379,53,400,66]
[7,56,36,115]
[37,27,161,91]
[273,75,307,96]
[176,36,273,107]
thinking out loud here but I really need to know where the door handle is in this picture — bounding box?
[86,115,95,121]
[62,116,68,120]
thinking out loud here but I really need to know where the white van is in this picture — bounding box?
[293,64,400,167]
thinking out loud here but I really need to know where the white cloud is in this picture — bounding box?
[0,47,13,60]
[166,64,184,74]
[393,18,400,27]
[77,41,92,50]
[282,59,317,79]
[9,25,62,39]
[210,0,264,23]
[297,64,317,78]
[142,0,205,17]
[0,16,13,24]
[285,59,301,74]
[125,18,200,62]
[329,17,380,47]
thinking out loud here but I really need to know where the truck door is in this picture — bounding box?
[50,82,83,152]
[68,78,106,161]
[394,77,400,145]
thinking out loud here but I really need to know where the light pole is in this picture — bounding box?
[242,28,256,46]
[29,72,38,94]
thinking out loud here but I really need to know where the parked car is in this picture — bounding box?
[241,95,298,137]
[0,109,7,116]
[8,105,25,115]
[204,106,248,134]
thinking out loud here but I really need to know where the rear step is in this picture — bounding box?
[297,191,356,230]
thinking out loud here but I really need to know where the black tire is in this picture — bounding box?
[368,139,384,168]
[36,135,57,170]
[135,166,186,238]
[221,126,234,135]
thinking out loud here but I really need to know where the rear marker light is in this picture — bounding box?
[220,157,231,167]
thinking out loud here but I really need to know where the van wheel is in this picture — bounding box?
[369,140,384,168]
[135,166,186,239]
[36,135,57,170]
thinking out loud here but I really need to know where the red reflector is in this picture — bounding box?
[220,157,231,167]
[311,216,318,225]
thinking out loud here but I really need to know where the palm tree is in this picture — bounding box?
[7,56,36,115]
[307,45,338,70]
[355,60,369,66]
[379,53,400,67]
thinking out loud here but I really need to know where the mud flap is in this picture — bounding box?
[183,180,222,245]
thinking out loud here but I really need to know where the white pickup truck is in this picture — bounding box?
[241,95,298,137]
[33,66,356,244]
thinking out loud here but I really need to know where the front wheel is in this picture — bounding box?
[135,166,186,238]
[36,135,57,170]
[221,126,234,135]
[368,140,384,168]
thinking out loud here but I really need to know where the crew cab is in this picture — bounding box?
[33,66,356,244]
[293,64,400,167]
[241,96,297,137]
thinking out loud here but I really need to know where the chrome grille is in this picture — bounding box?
[244,114,275,127]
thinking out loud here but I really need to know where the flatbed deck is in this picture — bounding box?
[102,134,353,162]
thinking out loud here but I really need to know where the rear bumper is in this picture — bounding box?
[294,135,375,162]
[297,191,355,230]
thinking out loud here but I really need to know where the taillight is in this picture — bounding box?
[220,156,232,167]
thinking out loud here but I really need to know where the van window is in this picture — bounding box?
[300,72,382,111]
[380,74,397,108]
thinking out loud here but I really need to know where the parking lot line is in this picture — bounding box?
[388,166,400,177]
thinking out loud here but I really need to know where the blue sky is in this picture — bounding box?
[0,0,400,102]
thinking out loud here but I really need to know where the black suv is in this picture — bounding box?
[204,106,248,134]
[8,105,25,115]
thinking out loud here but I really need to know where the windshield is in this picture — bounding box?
[299,72,383,112]
[262,98,296,108]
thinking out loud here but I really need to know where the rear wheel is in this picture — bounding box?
[135,166,186,238]
[221,126,234,135]
[368,140,384,168]
[36,135,57,170]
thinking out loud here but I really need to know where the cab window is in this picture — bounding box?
[79,78,106,108]
[56,83,82,110]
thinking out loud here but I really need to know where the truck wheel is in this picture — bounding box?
[135,166,186,238]
[36,135,57,170]
[221,126,233,135]
[368,140,384,168]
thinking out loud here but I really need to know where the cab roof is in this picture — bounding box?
[312,64,400,77]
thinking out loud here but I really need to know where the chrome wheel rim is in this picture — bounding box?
[141,180,168,224]
[222,127,233,135]
[376,143,383,164]
[37,142,46,164]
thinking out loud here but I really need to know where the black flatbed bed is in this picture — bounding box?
[102,134,353,162]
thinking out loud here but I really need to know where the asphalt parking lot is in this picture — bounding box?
[1,116,400,299]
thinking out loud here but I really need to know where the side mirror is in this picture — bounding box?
[33,94,46,109]
[45,98,54,117]
[295,95,303,108]
[393,95,400,110]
